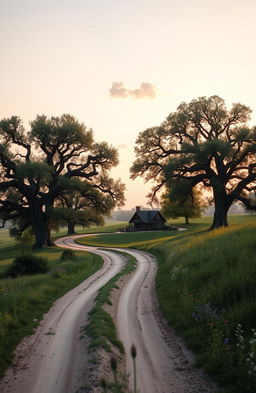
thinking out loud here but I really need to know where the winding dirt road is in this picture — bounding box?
[0,234,217,393]
[0,238,126,393]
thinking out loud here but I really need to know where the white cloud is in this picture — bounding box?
[109,81,157,99]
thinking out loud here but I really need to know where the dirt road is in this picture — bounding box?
[0,235,217,393]
[0,238,125,393]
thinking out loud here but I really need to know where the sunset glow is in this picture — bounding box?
[1,0,256,208]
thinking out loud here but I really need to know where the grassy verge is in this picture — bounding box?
[77,215,256,393]
[151,223,256,393]
[83,251,136,353]
[0,233,103,377]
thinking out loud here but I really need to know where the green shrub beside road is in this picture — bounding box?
[2,253,49,278]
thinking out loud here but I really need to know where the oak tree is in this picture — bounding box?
[55,178,124,234]
[131,96,256,229]
[0,114,125,247]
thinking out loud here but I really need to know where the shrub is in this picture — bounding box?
[4,253,49,278]
[61,248,76,260]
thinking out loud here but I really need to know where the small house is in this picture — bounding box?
[128,206,167,231]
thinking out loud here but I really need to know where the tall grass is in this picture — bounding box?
[0,240,102,376]
[77,215,256,392]
[152,222,256,393]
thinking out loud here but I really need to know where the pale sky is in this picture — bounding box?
[1,0,256,208]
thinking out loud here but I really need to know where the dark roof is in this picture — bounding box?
[129,210,166,224]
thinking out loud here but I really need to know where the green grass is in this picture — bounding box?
[1,215,256,391]
[0,232,103,377]
[153,222,256,393]
[76,229,186,248]
[77,214,256,393]
[83,251,136,354]
[51,221,127,240]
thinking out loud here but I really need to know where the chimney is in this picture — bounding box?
[136,206,140,212]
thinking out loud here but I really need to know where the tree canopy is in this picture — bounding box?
[161,181,205,224]
[131,96,256,229]
[0,114,125,247]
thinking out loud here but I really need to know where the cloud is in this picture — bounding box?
[117,143,128,149]
[109,81,157,99]
[109,82,129,98]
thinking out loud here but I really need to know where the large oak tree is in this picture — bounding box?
[0,114,125,247]
[131,96,256,229]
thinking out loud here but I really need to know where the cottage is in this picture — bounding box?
[128,206,167,231]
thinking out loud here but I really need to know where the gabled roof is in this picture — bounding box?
[129,210,166,224]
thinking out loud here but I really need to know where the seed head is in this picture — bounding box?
[131,344,137,359]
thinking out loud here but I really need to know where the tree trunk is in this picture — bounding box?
[209,191,231,230]
[184,214,189,224]
[30,201,51,248]
[46,221,54,246]
[32,216,49,248]
[67,222,76,235]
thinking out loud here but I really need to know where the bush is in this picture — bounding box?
[61,248,76,260]
[4,253,49,278]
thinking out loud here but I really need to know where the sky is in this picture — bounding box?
[1,0,256,209]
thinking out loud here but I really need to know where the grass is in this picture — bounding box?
[1,214,256,391]
[76,229,185,248]
[0,232,103,377]
[150,222,256,390]
[51,221,127,240]
[77,214,256,393]
[84,251,137,353]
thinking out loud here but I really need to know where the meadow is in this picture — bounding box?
[77,214,256,393]
[1,214,256,392]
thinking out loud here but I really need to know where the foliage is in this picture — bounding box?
[0,114,125,248]
[161,181,205,223]
[131,96,256,229]
[3,253,49,278]
[60,248,76,260]
[9,227,34,251]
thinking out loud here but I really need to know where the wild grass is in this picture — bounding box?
[150,221,256,393]
[0,231,103,376]
[77,214,256,393]
[1,215,255,391]
[84,252,136,353]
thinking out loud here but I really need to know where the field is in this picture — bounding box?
[1,214,256,392]
[77,214,256,393]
